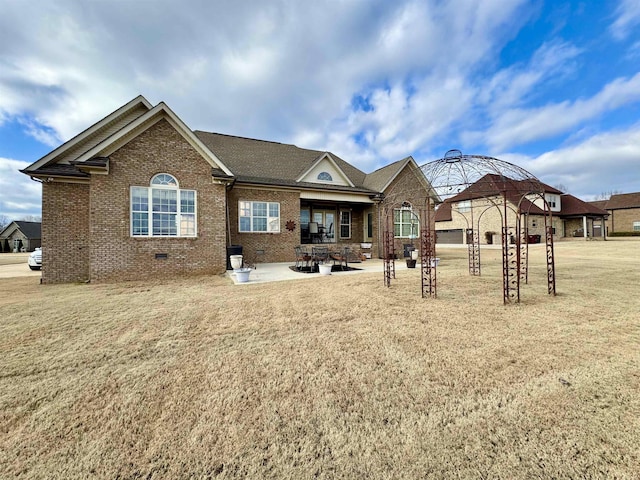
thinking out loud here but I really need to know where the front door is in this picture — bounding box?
[593,223,602,238]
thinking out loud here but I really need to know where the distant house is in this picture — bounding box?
[434,174,608,243]
[20,95,437,283]
[589,192,640,234]
[0,221,42,252]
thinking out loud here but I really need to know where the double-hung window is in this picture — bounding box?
[340,211,351,239]
[394,203,419,238]
[633,221,640,232]
[131,174,196,237]
[239,201,280,232]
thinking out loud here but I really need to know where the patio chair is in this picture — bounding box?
[294,245,311,270]
[312,246,329,269]
[324,222,334,241]
[330,246,350,271]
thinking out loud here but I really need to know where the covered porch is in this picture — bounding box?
[563,215,607,239]
[298,197,376,248]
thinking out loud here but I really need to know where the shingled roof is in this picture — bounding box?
[21,96,422,197]
[0,221,41,239]
[605,192,640,210]
[362,158,411,192]
[558,194,608,217]
[588,200,609,211]
[434,174,606,221]
[193,131,372,191]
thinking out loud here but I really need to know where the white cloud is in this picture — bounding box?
[500,125,640,199]
[0,0,531,156]
[479,41,582,113]
[482,72,640,151]
[610,0,640,40]
[0,0,638,216]
[0,158,42,219]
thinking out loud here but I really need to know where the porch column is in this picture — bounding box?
[583,216,588,238]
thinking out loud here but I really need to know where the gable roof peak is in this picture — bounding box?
[23,95,153,173]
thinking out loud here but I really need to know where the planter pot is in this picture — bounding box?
[230,255,243,271]
[318,263,332,275]
[406,259,417,268]
[411,250,419,261]
[235,267,252,283]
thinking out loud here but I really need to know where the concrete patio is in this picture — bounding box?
[226,258,418,285]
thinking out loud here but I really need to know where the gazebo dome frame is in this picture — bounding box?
[382,150,556,305]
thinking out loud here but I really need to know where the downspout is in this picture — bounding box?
[371,193,385,258]
[222,178,236,246]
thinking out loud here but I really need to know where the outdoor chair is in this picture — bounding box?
[330,246,350,271]
[294,246,311,270]
[324,222,334,241]
[311,246,329,268]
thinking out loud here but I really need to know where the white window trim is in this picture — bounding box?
[544,193,561,211]
[394,205,419,239]
[130,174,197,238]
[317,171,333,182]
[239,201,281,233]
[633,221,640,231]
[457,200,471,213]
[339,210,351,239]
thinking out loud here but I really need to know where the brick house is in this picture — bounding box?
[0,221,42,252]
[21,96,437,283]
[590,192,640,234]
[434,174,608,243]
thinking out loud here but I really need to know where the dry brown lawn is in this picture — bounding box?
[1,241,639,479]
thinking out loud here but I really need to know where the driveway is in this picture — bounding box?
[0,253,42,279]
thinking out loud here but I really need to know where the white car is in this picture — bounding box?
[28,247,42,270]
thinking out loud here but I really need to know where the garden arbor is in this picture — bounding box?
[383,150,556,305]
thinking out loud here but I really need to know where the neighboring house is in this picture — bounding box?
[590,192,640,234]
[0,221,42,252]
[21,96,437,284]
[434,174,608,243]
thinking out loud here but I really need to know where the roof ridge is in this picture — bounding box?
[194,130,313,150]
[367,157,408,175]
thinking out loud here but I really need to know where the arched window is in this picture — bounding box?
[151,173,178,187]
[131,173,197,237]
[394,202,419,238]
[317,171,333,181]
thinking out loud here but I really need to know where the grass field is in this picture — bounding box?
[1,241,639,479]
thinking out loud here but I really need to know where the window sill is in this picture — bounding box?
[131,236,199,240]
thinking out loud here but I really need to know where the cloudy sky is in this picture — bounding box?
[1,0,640,220]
